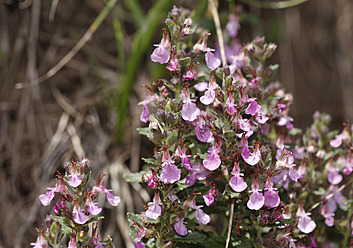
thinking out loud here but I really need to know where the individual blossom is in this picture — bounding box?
[240,137,261,166]
[247,175,264,210]
[150,29,170,64]
[274,149,300,183]
[203,143,221,171]
[93,178,120,206]
[277,115,294,130]
[226,14,240,38]
[174,216,188,236]
[200,71,218,105]
[145,192,162,220]
[185,193,211,225]
[229,161,247,193]
[138,85,157,123]
[68,165,83,188]
[85,193,102,216]
[264,174,280,208]
[176,144,192,170]
[185,161,208,186]
[68,233,77,248]
[30,228,48,248]
[225,91,237,116]
[326,160,342,185]
[195,117,213,143]
[160,148,181,184]
[329,134,342,148]
[203,182,217,206]
[184,61,197,80]
[245,98,261,116]
[166,56,178,71]
[181,87,200,122]
[205,50,221,70]
[237,117,254,139]
[72,200,89,225]
[297,213,316,234]
[39,178,67,206]
[296,203,316,234]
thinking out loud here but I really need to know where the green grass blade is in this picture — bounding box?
[115,0,174,142]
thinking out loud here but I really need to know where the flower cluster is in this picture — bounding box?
[128,6,353,248]
[31,158,119,248]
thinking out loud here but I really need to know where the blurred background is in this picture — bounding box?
[0,0,352,247]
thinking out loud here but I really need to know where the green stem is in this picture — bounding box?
[238,0,308,9]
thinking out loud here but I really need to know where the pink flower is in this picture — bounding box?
[263,175,280,208]
[195,208,210,225]
[330,134,343,148]
[185,162,208,186]
[181,100,200,122]
[150,30,170,64]
[93,183,120,206]
[39,189,56,206]
[160,163,181,184]
[297,213,316,234]
[166,57,178,71]
[225,93,237,116]
[85,194,102,216]
[174,216,188,236]
[247,176,264,210]
[73,202,89,225]
[226,14,240,38]
[68,167,82,188]
[146,192,162,220]
[245,99,261,116]
[203,145,221,171]
[134,241,146,248]
[195,121,213,143]
[229,162,247,193]
[205,51,221,70]
[326,161,342,185]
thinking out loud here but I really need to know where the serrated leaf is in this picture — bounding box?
[137,127,154,139]
[173,231,207,244]
[313,187,325,196]
[142,157,160,166]
[166,130,178,146]
[124,171,148,183]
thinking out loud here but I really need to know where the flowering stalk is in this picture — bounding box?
[127,5,353,248]
[32,158,119,248]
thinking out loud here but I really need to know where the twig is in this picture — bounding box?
[15,0,118,89]
[209,0,227,66]
[225,199,235,248]
[238,0,308,9]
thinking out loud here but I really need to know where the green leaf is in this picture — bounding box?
[166,130,178,146]
[137,127,154,139]
[124,171,148,183]
[142,157,160,166]
[313,187,325,196]
[173,231,207,244]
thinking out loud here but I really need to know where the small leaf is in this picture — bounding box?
[137,127,154,139]
[124,171,148,183]
[313,187,325,196]
[172,231,207,244]
[166,130,178,146]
